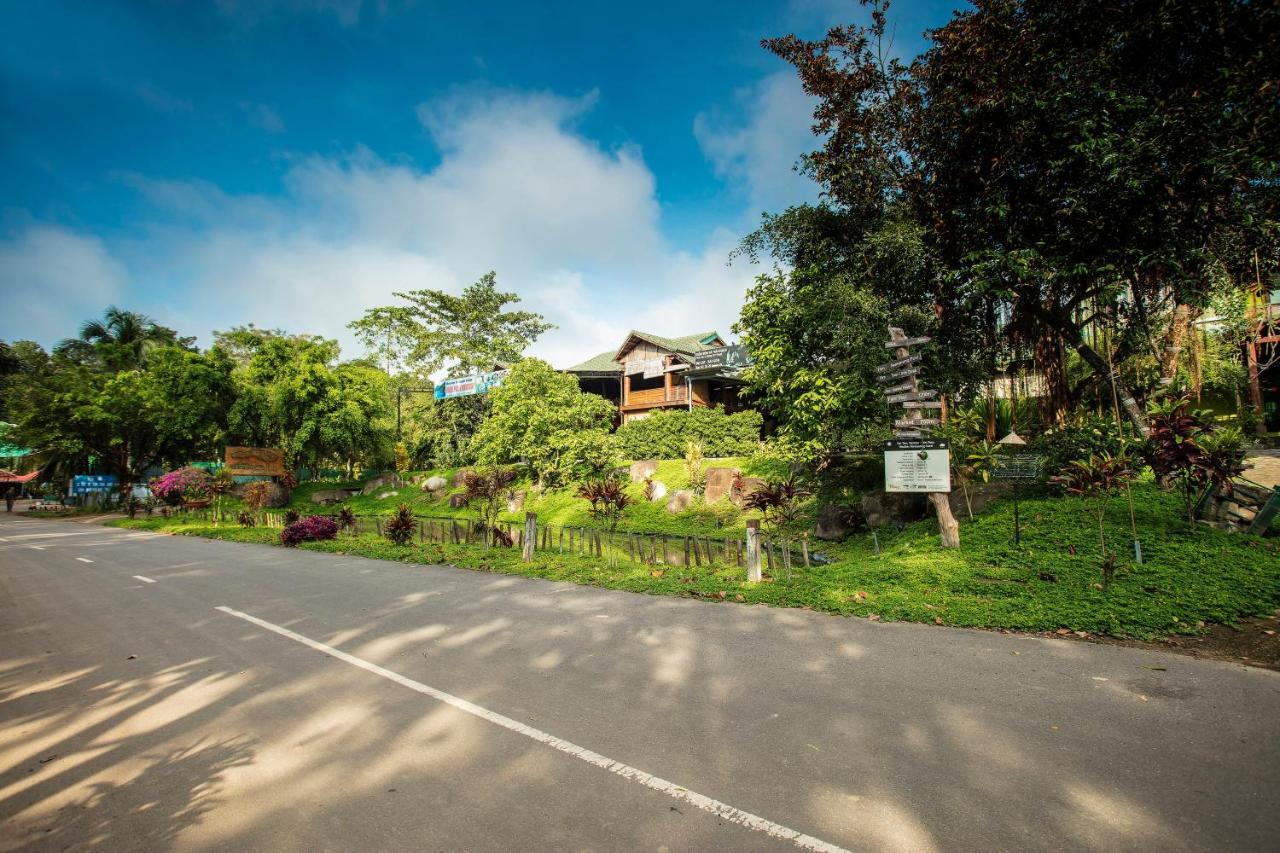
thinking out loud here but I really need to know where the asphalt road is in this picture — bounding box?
[1,514,1277,852]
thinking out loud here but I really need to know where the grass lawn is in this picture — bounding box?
[109,481,1280,640]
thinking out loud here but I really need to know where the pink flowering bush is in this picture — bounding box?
[149,467,213,506]
[280,515,339,547]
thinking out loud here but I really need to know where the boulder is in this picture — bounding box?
[731,476,766,507]
[452,468,473,488]
[665,489,694,514]
[361,474,406,496]
[376,491,397,500]
[629,460,659,483]
[422,476,448,493]
[448,493,469,509]
[703,467,739,503]
[647,479,668,501]
[310,488,357,505]
[814,504,863,541]
[506,490,525,513]
[860,490,928,528]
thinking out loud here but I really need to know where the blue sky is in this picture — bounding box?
[1,0,955,368]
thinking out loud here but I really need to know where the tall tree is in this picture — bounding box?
[766,0,1279,433]
[348,272,554,375]
[223,334,393,472]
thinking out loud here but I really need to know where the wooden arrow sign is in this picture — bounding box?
[879,381,916,395]
[892,429,924,438]
[884,336,931,349]
[901,400,944,409]
[894,418,941,428]
[875,354,922,374]
[887,389,938,403]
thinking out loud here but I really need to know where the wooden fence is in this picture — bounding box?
[168,506,809,574]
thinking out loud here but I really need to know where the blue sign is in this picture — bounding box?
[70,474,118,495]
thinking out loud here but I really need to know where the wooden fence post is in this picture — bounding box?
[523,512,536,562]
[745,520,762,582]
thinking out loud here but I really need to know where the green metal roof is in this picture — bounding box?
[564,349,622,375]
[0,422,31,458]
[613,330,723,362]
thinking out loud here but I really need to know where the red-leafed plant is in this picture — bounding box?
[1050,453,1136,588]
[336,505,356,532]
[383,503,416,546]
[578,473,632,530]
[1144,395,1246,522]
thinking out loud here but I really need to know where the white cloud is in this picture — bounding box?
[9,88,757,368]
[694,71,821,215]
[0,227,129,345]
[240,101,286,134]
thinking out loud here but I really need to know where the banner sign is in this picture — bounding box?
[639,358,666,380]
[691,344,751,373]
[434,370,506,400]
[884,439,951,493]
[225,446,285,477]
[70,474,118,495]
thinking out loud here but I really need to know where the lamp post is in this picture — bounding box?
[395,386,436,438]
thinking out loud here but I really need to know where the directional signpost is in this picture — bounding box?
[879,327,959,547]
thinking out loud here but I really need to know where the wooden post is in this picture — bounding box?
[889,326,960,548]
[684,536,691,566]
[523,512,536,562]
[745,520,762,582]
[661,535,669,565]
[801,536,810,569]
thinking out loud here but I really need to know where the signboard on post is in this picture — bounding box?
[434,370,506,400]
[993,454,1043,481]
[884,439,951,493]
[225,446,285,477]
[69,474,118,495]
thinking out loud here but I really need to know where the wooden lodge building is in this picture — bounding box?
[564,330,750,423]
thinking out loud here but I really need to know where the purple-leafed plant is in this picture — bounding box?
[280,514,338,547]
[744,478,809,577]
[1144,394,1246,522]
[460,467,518,547]
[384,503,416,546]
[336,505,356,532]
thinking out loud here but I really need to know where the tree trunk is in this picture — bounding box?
[929,492,960,548]
[1034,327,1070,427]
[1030,304,1150,435]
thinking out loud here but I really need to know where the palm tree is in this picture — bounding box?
[56,306,182,369]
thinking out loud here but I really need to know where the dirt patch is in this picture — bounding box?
[1031,609,1280,671]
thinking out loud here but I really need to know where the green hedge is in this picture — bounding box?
[616,407,762,459]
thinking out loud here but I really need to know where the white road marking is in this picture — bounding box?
[76,557,93,563]
[133,575,157,584]
[3,530,103,540]
[216,605,852,853]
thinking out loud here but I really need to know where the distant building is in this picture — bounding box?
[563,330,751,423]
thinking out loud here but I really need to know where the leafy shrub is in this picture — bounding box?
[243,481,279,507]
[280,514,338,546]
[384,503,416,546]
[578,474,632,530]
[744,479,809,577]
[336,505,356,531]
[149,467,213,506]
[616,406,762,460]
[1030,415,1133,478]
[684,441,707,496]
[284,508,300,525]
[237,510,256,527]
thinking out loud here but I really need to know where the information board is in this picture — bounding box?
[70,474,118,495]
[691,344,751,373]
[884,439,951,493]
[993,454,1043,481]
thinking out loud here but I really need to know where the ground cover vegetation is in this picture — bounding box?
[11,1,1280,644]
